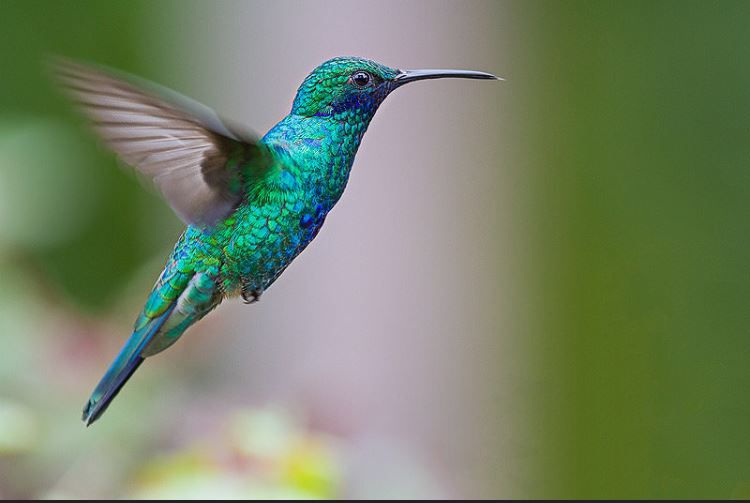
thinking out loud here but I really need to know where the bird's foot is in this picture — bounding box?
[241,287,262,304]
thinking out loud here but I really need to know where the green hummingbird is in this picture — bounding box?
[54,56,499,425]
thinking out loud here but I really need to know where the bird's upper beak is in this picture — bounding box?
[393,68,501,87]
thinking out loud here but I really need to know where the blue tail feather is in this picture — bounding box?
[82,303,176,426]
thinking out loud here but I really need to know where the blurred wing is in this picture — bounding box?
[53,58,265,227]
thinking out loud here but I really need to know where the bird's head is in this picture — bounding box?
[291,56,498,121]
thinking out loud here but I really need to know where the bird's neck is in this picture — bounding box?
[261,112,374,206]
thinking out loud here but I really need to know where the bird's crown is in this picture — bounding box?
[291,57,399,118]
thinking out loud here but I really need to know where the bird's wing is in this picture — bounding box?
[53,58,267,227]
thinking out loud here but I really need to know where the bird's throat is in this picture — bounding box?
[262,113,372,206]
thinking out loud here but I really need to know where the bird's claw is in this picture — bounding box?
[241,287,262,304]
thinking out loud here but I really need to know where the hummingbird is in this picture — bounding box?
[54,56,499,425]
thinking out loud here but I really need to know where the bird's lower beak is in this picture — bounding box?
[393,68,501,87]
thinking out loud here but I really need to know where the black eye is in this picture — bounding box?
[352,71,372,87]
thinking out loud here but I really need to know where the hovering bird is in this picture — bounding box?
[54,56,499,425]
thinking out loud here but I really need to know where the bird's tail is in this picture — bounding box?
[82,303,176,426]
[82,263,219,426]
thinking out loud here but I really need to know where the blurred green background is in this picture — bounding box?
[1,0,750,499]
[523,1,750,498]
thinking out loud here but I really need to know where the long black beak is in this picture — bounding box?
[394,68,501,86]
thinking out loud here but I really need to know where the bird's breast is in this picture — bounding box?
[220,192,328,295]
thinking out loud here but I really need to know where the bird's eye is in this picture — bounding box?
[351,71,372,87]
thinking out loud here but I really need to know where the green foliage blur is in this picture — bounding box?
[523,1,750,498]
